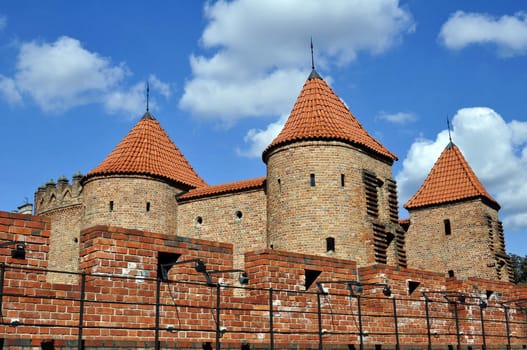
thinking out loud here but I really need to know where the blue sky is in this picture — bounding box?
[1,1,526,255]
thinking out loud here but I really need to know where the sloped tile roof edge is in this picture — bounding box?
[178,177,266,201]
[81,171,203,190]
[404,195,500,211]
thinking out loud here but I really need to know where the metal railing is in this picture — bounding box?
[0,263,526,349]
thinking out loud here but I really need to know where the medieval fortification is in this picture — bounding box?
[1,67,524,349]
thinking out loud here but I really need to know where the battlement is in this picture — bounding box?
[34,172,83,215]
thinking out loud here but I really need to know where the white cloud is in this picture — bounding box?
[104,82,145,118]
[104,75,171,118]
[439,11,527,56]
[0,36,171,117]
[14,36,126,112]
[377,111,417,124]
[0,15,6,31]
[181,69,306,124]
[180,0,414,122]
[0,75,22,105]
[237,114,288,158]
[396,107,527,232]
[149,74,171,99]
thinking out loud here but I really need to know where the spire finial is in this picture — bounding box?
[447,116,453,144]
[310,37,315,70]
[146,81,150,112]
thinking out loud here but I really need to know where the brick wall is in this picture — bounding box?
[178,189,267,270]
[43,205,82,284]
[405,199,510,281]
[1,211,527,349]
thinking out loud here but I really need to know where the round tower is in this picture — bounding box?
[263,69,400,266]
[81,111,206,234]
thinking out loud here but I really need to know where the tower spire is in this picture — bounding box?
[447,116,453,145]
[308,38,321,80]
[310,37,315,70]
[146,81,150,112]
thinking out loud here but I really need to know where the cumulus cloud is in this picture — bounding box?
[396,107,527,231]
[14,36,126,112]
[0,36,171,117]
[181,0,415,153]
[0,76,22,105]
[0,15,6,31]
[103,75,169,117]
[439,11,527,56]
[237,114,289,158]
[377,111,417,124]
[181,69,306,123]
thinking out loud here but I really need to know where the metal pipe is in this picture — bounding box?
[504,305,511,350]
[479,302,486,350]
[78,272,86,350]
[215,283,221,350]
[154,277,161,350]
[357,295,363,350]
[0,263,5,319]
[424,297,432,350]
[269,288,274,350]
[453,302,460,350]
[317,291,323,350]
[392,297,400,350]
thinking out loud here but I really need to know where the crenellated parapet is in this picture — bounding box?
[34,172,83,215]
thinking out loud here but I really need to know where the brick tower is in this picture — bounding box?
[81,111,206,234]
[263,69,406,267]
[404,141,512,281]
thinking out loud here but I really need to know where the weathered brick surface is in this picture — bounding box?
[178,188,267,269]
[2,212,525,349]
[82,175,182,234]
[405,199,510,281]
[266,140,395,266]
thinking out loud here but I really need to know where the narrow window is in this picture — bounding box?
[109,201,114,212]
[444,219,451,236]
[341,174,345,187]
[277,178,281,193]
[448,270,455,278]
[310,173,316,187]
[196,216,203,225]
[326,237,335,252]
[146,202,151,212]
[235,210,243,220]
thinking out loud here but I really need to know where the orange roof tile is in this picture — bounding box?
[404,142,499,209]
[262,69,397,162]
[178,177,265,201]
[84,112,206,188]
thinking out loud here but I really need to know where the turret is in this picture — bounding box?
[263,69,405,267]
[404,142,512,281]
[81,111,206,234]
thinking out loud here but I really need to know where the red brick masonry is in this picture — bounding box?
[1,211,526,349]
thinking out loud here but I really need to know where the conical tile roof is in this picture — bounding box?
[404,142,499,209]
[262,69,397,162]
[84,111,206,188]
